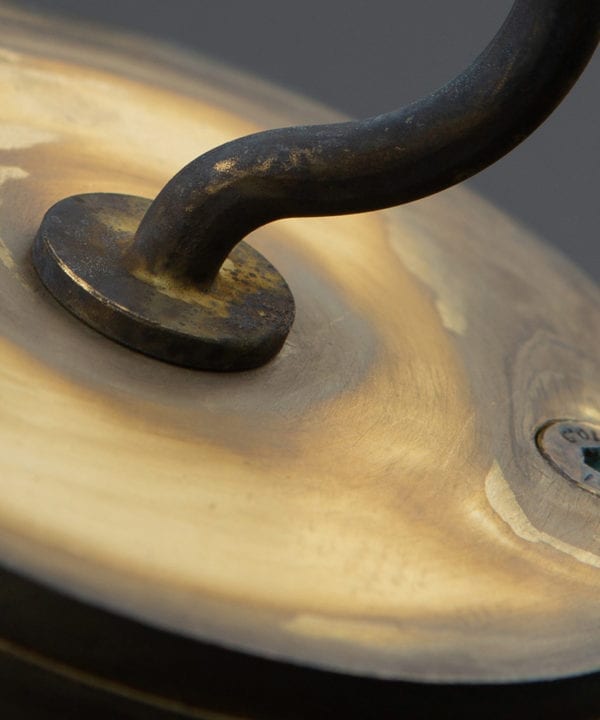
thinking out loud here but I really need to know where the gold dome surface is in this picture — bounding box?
[0,6,598,685]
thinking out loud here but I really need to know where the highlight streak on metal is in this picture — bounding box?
[485,461,600,569]
[0,635,247,720]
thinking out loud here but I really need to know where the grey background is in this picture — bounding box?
[21,0,599,280]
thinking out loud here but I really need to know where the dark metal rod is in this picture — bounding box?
[129,0,599,287]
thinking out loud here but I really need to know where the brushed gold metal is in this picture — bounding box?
[0,4,598,689]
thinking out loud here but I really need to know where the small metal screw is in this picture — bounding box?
[536,420,600,496]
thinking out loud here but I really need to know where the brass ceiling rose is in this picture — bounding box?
[0,3,598,719]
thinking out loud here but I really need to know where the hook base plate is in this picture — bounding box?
[33,193,295,371]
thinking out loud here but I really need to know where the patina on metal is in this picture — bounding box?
[33,194,294,371]
[32,0,600,370]
[537,420,600,496]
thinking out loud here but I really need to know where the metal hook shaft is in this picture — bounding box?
[129,0,599,287]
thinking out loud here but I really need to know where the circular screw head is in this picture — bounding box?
[536,420,600,496]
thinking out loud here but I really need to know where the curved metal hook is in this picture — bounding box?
[129,0,599,287]
[33,0,600,371]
